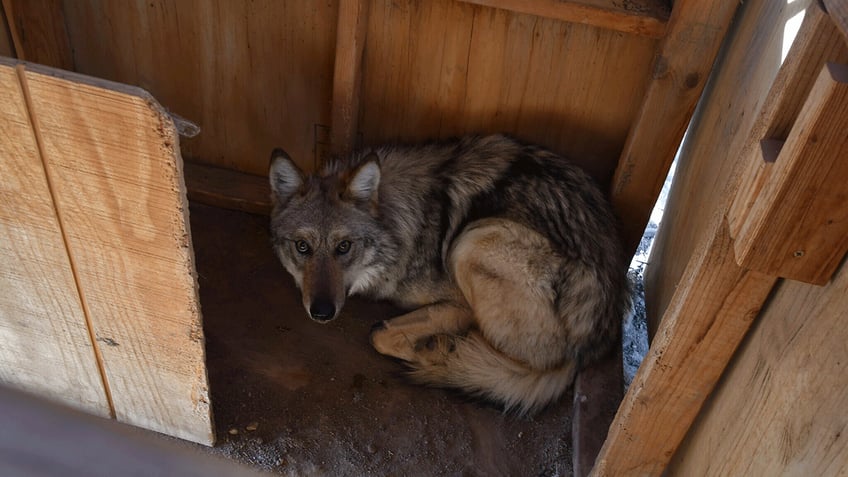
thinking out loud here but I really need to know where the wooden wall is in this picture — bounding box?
[669,258,848,475]
[3,0,660,186]
[643,0,828,334]
[641,0,848,474]
[62,0,340,175]
[358,0,657,183]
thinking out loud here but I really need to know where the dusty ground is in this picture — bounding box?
[189,203,575,476]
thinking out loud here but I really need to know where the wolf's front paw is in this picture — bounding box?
[370,321,416,362]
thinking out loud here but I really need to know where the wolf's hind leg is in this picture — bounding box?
[450,219,572,371]
[400,219,588,413]
[370,303,473,362]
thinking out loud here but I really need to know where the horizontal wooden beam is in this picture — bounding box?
[458,0,669,38]
[184,161,271,215]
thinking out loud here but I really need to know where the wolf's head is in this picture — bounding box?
[268,148,384,323]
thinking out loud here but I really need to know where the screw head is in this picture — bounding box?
[793,250,805,258]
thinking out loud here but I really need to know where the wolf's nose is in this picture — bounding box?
[309,300,336,322]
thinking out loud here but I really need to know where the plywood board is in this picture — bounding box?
[0,62,109,416]
[59,0,339,174]
[360,0,657,185]
[669,260,848,476]
[19,63,213,445]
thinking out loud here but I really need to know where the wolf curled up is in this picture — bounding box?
[269,135,630,415]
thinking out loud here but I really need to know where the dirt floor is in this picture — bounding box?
[189,203,575,476]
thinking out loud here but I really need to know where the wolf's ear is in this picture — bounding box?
[346,153,381,204]
[269,148,303,203]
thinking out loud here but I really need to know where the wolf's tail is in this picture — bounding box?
[408,331,577,415]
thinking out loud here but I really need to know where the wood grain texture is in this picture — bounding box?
[623,3,848,474]
[609,0,739,252]
[331,0,370,157]
[458,0,669,38]
[592,217,777,476]
[643,0,848,337]
[20,63,213,445]
[361,0,657,186]
[184,161,271,216]
[824,0,848,42]
[729,63,848,285]
[669,260,848,476]
[58,0,339,174]
[1,0,73,68]
[0,62,110,418]
[0,5,13,57]
[10,0,665,232]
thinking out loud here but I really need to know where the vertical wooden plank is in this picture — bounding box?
[610,0,739,251]
[824,0,848,42]
[1,0,73,68]
[0,61,109,417]
[60,0,338,174]
[0,4,14,57]
[20,63,213,445]
[330,0,369,157]
[729,63,848,284]
[592,218,778,476]
[669,260,848,476]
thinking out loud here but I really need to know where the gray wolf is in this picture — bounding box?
[268,135,630,414]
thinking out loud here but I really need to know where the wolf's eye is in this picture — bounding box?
[336,240,351,255]
[294,240,311,255]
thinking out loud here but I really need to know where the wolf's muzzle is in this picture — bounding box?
[309,299,337,322]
